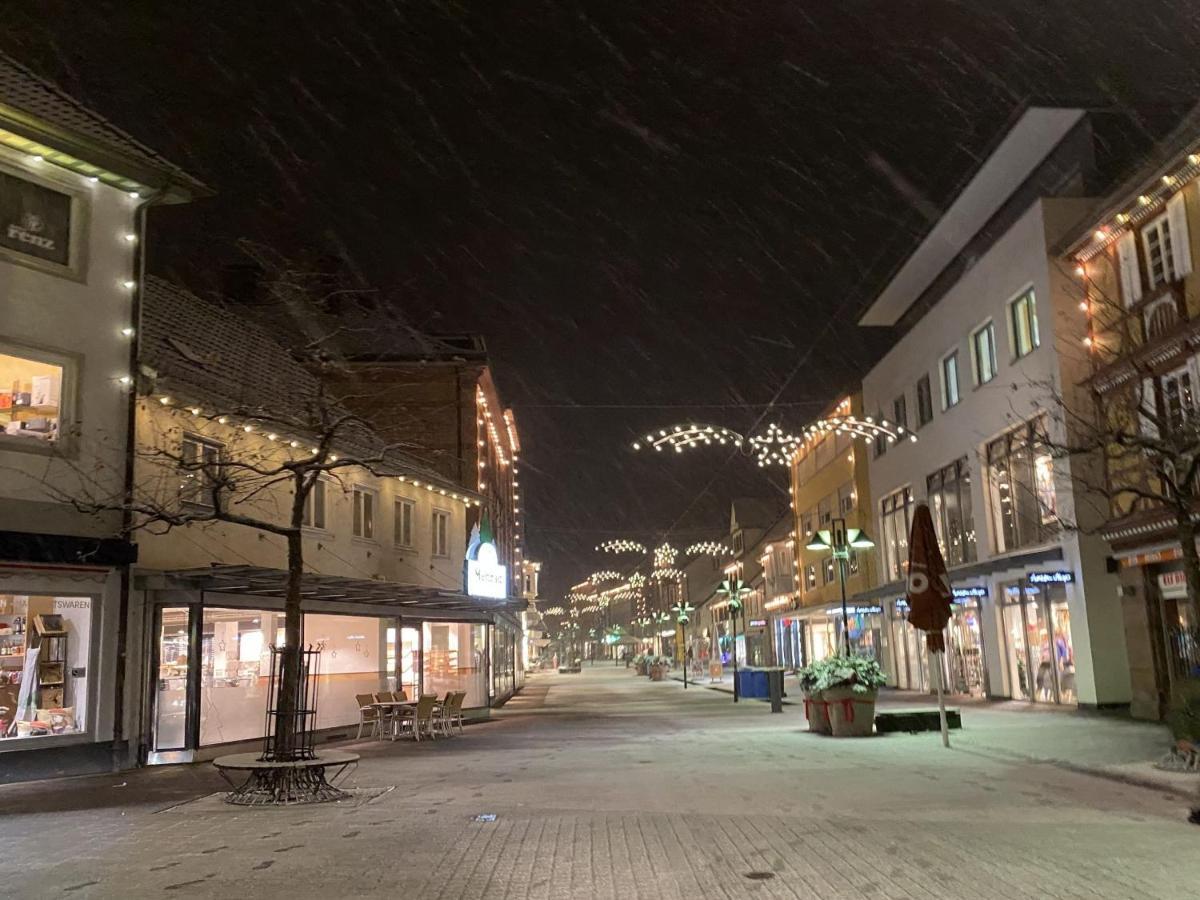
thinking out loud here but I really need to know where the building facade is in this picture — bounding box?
[857,107,1143,709]
[0,54,204,780]
[1064,104,1200,719]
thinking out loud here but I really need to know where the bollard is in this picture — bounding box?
[767,669,784,714]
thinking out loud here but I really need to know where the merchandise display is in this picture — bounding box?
[0,595,90,741]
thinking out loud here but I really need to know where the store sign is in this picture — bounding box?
[1027,570,1074,586]
[1,171,72,266]
[466,540,508,599]
[747,618,766,628]
[952,586,988,599]
[824,605,882,616]
[1158,571,1188,600]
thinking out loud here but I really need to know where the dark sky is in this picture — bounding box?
[5,2,1200,603]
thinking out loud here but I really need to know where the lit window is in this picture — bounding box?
[352,486,375,539]
[1010,290,1040,359]
[837,482,855,515]
[0,346,67,445]
[432,509,450,557]
[986,416,1057,553]
[879,486,913,582]
[179,435,223,507]
[972,322,997,385]
[394,498,414,547]
[941,353,960,409]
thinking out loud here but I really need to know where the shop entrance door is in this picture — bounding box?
[947,600,986,697]
[1001,582,1074,704]
[150,605,200,761]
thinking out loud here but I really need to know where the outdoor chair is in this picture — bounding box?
[444,691,467,735]
[356,692,382,740]
[414,694,440,740]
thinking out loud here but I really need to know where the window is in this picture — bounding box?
[814,434,834,469]
[352,486,375,539]
[941,354,960,410]
[847,549,860,576]
[879,487,913,582]
[873,412,888,458]
[1010,290,1040,358]
[0,346,68,445]
[818,495,832,527]
[1142,213,1177,290]
[986,416,1057,554]
[916,374,934,425]
[822,556,835,585]
[179,434,222,507]
[837,482,855,516]
[972,322,997,385]
[802,508,816,541]
[1144,296,1179,341]
[0,170,80,275]
[1161,364,1198,433]
[892,394,908,431]
[733,532,744,555]
[394,498,414,548]
[926,458,977,567]
[302,478,327,529]
[805,564,817,590]
[432,509,450,557]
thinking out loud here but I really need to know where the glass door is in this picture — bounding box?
[1024,594,1056,702]
[947,600,986,697]
[1002,584,1031,700]
[152,606,195,755]
[1047,587,1076,704]
[398,625,421,699]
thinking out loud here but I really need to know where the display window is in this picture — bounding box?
[1000,581,1075,704]
[0,346,68,446]
[0,594,92,742]
[423,621,487,707]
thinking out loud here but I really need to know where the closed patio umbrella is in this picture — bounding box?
[906,502,954,747]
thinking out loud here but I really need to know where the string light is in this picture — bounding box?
[596,539,646,554]
[686,541,732,556]
[633,423,744,454]
[652,542,679,569]
[589,570,622,584]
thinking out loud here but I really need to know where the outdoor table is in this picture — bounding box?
[370,700,416,741]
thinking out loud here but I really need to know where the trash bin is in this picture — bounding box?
[765,668,784,713]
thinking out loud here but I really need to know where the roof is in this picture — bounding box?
[140,276,472,494]
[730,497,782,532]
[0,52,206,202]
[858,107,1086,327]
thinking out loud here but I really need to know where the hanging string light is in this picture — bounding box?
[588,570,622,584]
[686,541,732,557]
[595,539,647,554]
[652,542,679,569]
[632,424,744,453]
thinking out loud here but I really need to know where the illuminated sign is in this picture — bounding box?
[824,605,882,616]
[747,619,767,628]
[952,586,988,599]
[1027,570,1074,586]
[466,521,508,599]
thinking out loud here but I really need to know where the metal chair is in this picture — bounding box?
[356,692,381,740]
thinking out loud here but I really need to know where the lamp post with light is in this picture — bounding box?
[805,518,875,655]
[672,601,695,688]
[650,610,672,659]
[716,578,751,701]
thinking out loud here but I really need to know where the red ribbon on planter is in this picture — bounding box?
[838,698,856,722]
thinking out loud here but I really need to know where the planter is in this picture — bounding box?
[824,686,878,737]
[649,664,665,682]
[636,662,648,676]
[802,690,831,735]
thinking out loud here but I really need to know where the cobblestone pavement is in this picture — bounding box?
[0,668,1197,899]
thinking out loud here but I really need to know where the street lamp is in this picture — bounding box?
[651,610,671,658]
[716,578,751,702]
[806,517,875,655]
[672,601,694,689]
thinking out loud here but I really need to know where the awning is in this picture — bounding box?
[850,545,1065,602]
[164,564,522,614]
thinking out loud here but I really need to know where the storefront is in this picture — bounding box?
[772,615,805,671]
[998,572,1076,705]
[145,565,518,762]
[888,587,987,698]
[743,618,770,667]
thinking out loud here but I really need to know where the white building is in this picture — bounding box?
[0,54,204,779]
[857,106,1142,710]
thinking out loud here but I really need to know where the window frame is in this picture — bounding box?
[940,351,960,410]
[393,496,415,549]
[892,393,908,432]
[179,433,224,509]
[0,158,91,282]
[916,373,934,425]
[0,338,79,456]
[301,476,329,531]
[1008,288,1040,360]
[351,484,377,541]
[1141,211,1176,290]
[971,320,998,386]
[431,507,451,558]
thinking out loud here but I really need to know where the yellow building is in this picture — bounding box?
[782,393,878,666]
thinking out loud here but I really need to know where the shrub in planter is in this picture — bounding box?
[798,655,886,737]
[1162,681,1200,771]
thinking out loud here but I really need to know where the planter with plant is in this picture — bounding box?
[1159,681,1200,772]
[798,655,887,737]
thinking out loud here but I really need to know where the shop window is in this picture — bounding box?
[302,478,327,530]
[971,321,998,385]
[0,346,68,447]
[941,353,960,410]
[423,621,487,707]
[432,509,450,557]
[926,457,977,567]
[879,486,913,582]
[986,416,1058,554]
[198,609,284,746]
[394,498,414,548]
[179,434,223,507]
[1009,290,1040,359]
[916,374,934,425]
[0,595,93,741]
[1142,212,1177,289]
[352,485,376,539]
[306,613,389,731]
[892,394,907,431]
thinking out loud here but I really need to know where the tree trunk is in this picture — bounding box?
[274,529,305,757]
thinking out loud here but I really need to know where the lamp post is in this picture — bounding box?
[717,578,750,701]
[806,517,875,655]
[672,601,694,689]
[651,610,671,658]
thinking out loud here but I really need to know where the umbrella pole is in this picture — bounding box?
[933,648,950,749]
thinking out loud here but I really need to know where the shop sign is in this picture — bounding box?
[465,533,507,600]
[1027,570,1074,586]
[824,605,882,616]
[1120,546,1182,569]
[747,618,766,628]
[952,586,988,599]
[1,170,72,267]
[1158,571,1188,600]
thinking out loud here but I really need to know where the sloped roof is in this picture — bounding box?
[0,52,206,201]
[730,497,782,532]
[140,276,468,492]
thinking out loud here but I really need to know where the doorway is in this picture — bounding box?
[1000,580,1075,704]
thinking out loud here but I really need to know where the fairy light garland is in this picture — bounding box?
[686,541,732,556]
[596,539,647,554]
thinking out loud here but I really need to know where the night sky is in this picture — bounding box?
[5,2,1200,603]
